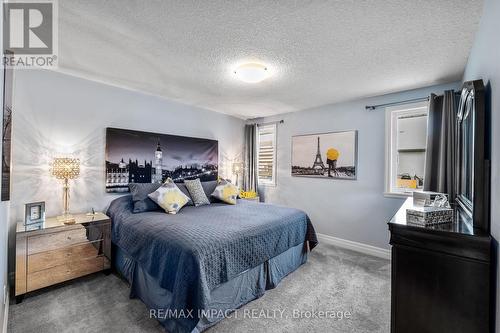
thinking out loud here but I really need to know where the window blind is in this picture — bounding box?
[257,124,276,185]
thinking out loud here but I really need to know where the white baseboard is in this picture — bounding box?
[317,233,391,260]
[2,291,8,333]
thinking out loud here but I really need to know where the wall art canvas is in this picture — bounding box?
[105,127,218,193]
[292,130,357,180]
[1,52,13,201]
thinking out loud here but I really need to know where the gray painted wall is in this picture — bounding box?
[257,81,460,250]
[463,0,500,330]
[8,69,245,274]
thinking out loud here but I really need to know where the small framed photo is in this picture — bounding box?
[25,202,45,225]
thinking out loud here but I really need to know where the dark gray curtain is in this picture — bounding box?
[423,90,457,199]
[243,124,258,192]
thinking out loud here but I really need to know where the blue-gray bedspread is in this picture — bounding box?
[107,195,317,332]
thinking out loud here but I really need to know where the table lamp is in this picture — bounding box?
[232,162,243,187]
[51,157,80,224]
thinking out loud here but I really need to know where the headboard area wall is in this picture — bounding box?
[10,70,243,221]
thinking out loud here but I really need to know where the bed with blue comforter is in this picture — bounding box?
[107,195,317,333]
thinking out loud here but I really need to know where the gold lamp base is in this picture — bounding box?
[57,214,76,225]
[51,157,81,226]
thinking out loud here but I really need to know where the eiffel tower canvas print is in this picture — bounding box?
[291,130,357,180]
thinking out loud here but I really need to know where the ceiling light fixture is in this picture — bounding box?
[233,63,270,83]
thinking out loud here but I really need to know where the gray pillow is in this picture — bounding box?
[176,183,194,206]
[184,179,211,206]
[129,183,161,213]
[201,180,218,203]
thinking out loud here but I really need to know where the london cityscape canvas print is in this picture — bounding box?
[291,130,357,180]
[105,128,218,193]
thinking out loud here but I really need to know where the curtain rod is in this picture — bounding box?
[256,120,284,126]
[365,91,461,111]
[365,97,429,111]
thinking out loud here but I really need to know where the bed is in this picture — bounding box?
[107,195,318,333]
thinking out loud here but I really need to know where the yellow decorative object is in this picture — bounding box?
[397,178,417,189]
[51,157,80,224]
[326,148,339,161]
[240,190,258,199]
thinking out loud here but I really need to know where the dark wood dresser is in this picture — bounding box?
[15,212,111,302]
[388,198,494,333]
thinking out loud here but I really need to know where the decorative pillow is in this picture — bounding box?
[148,178,191,214]
[129,183,162,213]
[184,178,211,206]
[201,180,219,203]
[176,183,194,206]
[211,179,239,205]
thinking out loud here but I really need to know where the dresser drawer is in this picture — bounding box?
[27,222,109,255]
[27,241,104,273]
[27,256,107,292]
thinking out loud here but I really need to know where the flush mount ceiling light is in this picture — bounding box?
[233,63,270,83]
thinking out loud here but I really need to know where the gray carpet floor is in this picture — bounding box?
[8,244,390,333]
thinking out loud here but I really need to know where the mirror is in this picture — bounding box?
[455,80,488,231]
[456,88,474,210]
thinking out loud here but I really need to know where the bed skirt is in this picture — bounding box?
[113,242,308,333]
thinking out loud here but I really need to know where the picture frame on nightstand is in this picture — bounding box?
[24,201,45,225]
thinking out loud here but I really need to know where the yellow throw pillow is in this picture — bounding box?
[148,178,190,214]
[211,179,239,205]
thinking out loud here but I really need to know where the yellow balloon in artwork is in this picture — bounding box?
[327,148,339,161]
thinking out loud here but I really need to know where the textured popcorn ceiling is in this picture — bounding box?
[56,0,483,119]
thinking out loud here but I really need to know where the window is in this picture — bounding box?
[257,123,277,186]
[385,102,429,196]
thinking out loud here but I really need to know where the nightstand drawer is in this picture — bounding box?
[242,196,260,202]
[27,240,104,273]
[27,222,109,255]
[27,255,107,292]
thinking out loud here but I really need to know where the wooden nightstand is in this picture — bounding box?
[15,212,111,303]
[241,196,260,202]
